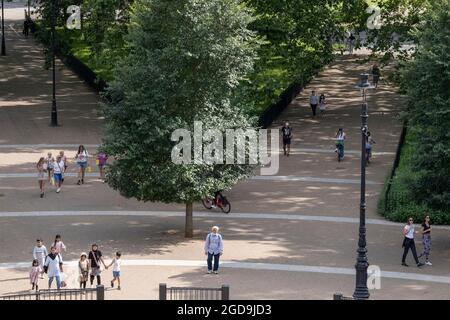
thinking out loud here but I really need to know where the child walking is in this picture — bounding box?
[107,252,122,290]
[78,253,90,289]
[29,259,41,291]
[53,234,67,259]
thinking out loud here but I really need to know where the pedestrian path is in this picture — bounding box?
[1,210,449,229]
[2,259,450,285]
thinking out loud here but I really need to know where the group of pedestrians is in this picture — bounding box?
[30,236,122,291]
[36,145,108,197]
[401,215,433,267]
[309,91,327,117]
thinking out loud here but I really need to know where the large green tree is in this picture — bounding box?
[400,0,450,213]
[102,0,260,237]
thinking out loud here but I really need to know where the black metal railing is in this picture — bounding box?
[383,122,408,213]
[159,283,229,300]
[333,293,355,300]
[0,285,104,300]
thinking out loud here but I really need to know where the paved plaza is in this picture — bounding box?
[0,2,449,300]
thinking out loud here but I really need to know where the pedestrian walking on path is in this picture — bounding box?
[204,226,224,274]
[365,131,376,164]
[88,244,107,286]
[45,152,54,183]
[335,128,346,161]
[319,93,327,114]
[309,91,319,117]
[44,246,64,289]
[52,155,65,193]
[401,217,424,267]
[418,215,433,266]
[348,33,356,54]
[52,234,66,259]
[78,252,89,289]
[29,259,41,291]
[59,151,67,183]
[75,145,89,185]
[96,150,108,180]
[32,239,47,278]
[372,64,381,88]
[107,251,122,290]
[281,121,293,157]
[37,157,47,198]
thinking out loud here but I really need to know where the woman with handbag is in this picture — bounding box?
[88,244,107,287]
[44,246,64,289]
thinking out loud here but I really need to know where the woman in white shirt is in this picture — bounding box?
[75,145,89,185]
[44,246,64,289]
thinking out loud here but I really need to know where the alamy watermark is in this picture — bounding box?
[171,121,279,175]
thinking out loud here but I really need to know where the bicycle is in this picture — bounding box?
[336,143,344,162]
[202,194,231,214]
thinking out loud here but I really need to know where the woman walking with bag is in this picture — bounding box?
[44,246,64,289]
[88,244,107,286]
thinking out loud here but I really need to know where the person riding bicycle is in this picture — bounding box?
[212,191,225,208]
[365,131,376,162]
[335,128,346,160]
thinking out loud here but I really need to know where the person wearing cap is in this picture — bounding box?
[204,226,224,274]
[78,252,90,289]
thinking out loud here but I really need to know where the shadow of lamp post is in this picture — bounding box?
[353,73,374,300]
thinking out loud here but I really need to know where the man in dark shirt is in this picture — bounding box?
[88,244,107,286]
[281,121,293,157]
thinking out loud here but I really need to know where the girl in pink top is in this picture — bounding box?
[30,259,41,291]
[53,234,67,258]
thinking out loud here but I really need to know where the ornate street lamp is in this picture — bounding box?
[50,0,57,126]
[1,0,6,55]
[353,73,374,300]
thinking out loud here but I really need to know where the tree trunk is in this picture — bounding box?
[185,202,194,238]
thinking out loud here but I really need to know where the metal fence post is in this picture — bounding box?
[96,285,105,300]
[221,285,230,300]
[159,283,167,300]
[333,293,343,300]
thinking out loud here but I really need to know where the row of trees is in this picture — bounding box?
[389,0,450,222]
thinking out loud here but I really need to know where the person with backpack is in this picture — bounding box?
[204,226,224,274]
[44,246,64,289]
[401,217,424,267]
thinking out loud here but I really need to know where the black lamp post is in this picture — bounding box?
[353,73,374,300]
[50,0,57,126]
[28,0,31,17]
[1,0,5,56]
